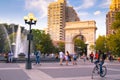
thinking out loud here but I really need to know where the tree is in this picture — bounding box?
[95,35,106,52]
[89,44,95,51]
[57,41,65,52]
[40,33,54,53]
[111,12,120,30]
[74,38,86,53]
[108,11,120,57]
[32,29,42,50]
[0,23,11,52]
[0,25,6,52]
[32,29,55,54]
[106,30,120,57]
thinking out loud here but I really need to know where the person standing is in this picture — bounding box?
[95,51,99,60]
[5,53,8,63]
[59,51,64,65]
[34,50,41,64]
[8,51,13,63]
[89,52,94,63]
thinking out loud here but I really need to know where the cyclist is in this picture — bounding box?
[95,50,107,74]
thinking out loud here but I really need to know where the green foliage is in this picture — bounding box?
[74,38,86,52]
[57,41,65,52]
[111,12,120,30]
[32,29,55,54]
[0,25,6,52]
[107,30,120,57]
[41,33,54,53]
[89,44,95,51]
[0,24,10,52]
[109,11,120,57]
[112,20,120,30]
[115,12,120,20]
[32,29,42,50]
[96,35,106,52]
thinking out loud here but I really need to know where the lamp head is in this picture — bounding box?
[28,13,34,20]
[24,16,28,23]
[24,13,37,24]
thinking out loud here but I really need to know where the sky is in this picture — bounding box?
[0,0,111,38]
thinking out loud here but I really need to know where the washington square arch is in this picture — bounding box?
[65,20,97,56]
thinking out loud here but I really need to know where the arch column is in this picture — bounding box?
[65,41,74,54]
[86,44,90,57]
[65,33,75,54]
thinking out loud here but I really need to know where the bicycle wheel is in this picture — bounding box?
[100,66,107,77]
[92,66,99,79]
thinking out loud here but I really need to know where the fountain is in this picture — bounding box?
[14,25,28,58]
[1,24,28,58]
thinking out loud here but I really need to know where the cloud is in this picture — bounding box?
[67,0,71,6]
[25,0,56,19]
[76,11,91,20]
[75,0,96,10]
[100,0,111,8]
[0,18,24,27]
[94,11,101,15]
[78,12,89,16]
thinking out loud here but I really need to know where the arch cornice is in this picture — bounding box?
[65,27,97,30]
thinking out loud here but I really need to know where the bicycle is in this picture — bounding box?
[91,61,107,79]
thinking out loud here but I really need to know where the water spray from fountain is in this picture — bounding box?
[14,25,21,58]
[14,25,28,58]
[1,24,12,52]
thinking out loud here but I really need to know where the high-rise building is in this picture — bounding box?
[106,0,120,35]
[48,0,79,41]
[66,6,80,22]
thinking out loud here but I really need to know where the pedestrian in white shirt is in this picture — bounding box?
[59,51,64,65]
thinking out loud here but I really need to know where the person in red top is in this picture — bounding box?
[95,51,99,60]
[90,52,94,63]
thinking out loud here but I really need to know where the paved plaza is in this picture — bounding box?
[0,60,120,80]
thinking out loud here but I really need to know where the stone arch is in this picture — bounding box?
[72,34,87,56]
[72,34,86,42]
[65,21,97,56]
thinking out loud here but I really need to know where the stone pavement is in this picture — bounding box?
[0,60,120,80]
[20,60,120,80]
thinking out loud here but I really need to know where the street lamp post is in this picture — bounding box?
[24,13,37,69]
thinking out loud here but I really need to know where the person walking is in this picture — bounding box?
[34,50,41,65]
[72,53,77,65]
[65,51,69,65]
[59,51,64,65]
[82,54,86,63]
